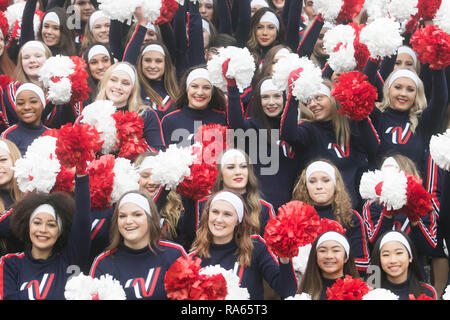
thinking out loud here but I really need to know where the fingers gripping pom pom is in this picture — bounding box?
[430,129,450,171]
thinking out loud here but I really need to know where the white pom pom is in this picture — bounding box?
[38,55,75,87]
[13,136,61,193]
[363,0,389,23]
[111,157,140,203]
[359,170,384,201]
[362,288,399,300]
[360,18,404,59]
[95,274,127,300]
[387,0,418,22]
[443,284,450,300]
[292,243,312,274]
[65,273,98,300]
[430,129,450,171]
[285,293,312,300]
[141,0,163,24]
[47,77,72,105]
[5,3,25,34]
[200,265,250,300]
[272,53,302,91]
[312,0,343,23]
[147,144,194,189]
[323,24,357,73]
[379,168,408,211]
[81,100,119,154]
[433,0,450,34]
[98,0,141,24]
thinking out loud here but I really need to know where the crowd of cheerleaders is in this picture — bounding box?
[0,0,448,301]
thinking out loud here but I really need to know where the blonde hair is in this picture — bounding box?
[382,153,421,179]
[95,62,148,115]
[0,139,24,214]
[292,159,354,228]
[14,42,52,88]
[377,68,427,133]
[299,79,351,147]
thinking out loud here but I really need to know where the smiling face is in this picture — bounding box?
[91,17,110,44]
[316,240,347,279]
[306,94,333,121]
[21,47,47,80]
[256,22,277,47]
[41,20,60,47]
[0,149,14,188]
[388,77,417,112]
[138,168,161,198]
[105,70,133,108]
[261,90,284,117]
[380,241,411,284]
[88,54,111,81]
[29,212,59,259]
[221,155,249,194]
[306,171,335,206]
[15,90,44,126]
[187,78,213,110]
[118,202,150,250]
[141,50,165,81]
[208,199,239,244]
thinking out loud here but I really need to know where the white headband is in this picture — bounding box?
[30,204,62,235]
[43,12,60,26]
[210,191,244,223]
[380,231,412,259]
[186,68,211,88]
[260,78,280,94]
[145,23,156,32]
[388,69,420,88]
[119,193,152,216]
[316,83,331,98]
[275,48,290,58]
[0,141,10,154]
[260,12,280,31]
[220,149,246,169]
[306,161,336,185]
[16,83,46,108]
[142,44,165,57]
[200,0,214,3]
[316,231,350,257]
[397,46,417,68]
[89,11,108,32]
[22,41,46,54]
[251,0,269,8]
[88,45,110,62]
[381,157,400,172]
[113,63,136,86]
[202,19,211,35]
[138,156,154,173]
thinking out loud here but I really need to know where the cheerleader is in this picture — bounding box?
[160,66,226,147]
[298,231,360,300]
[89,191,187,300]
[0,174,91,300]
[0,11,16,78]
[80,10,111,54]
[367,230,437,300]
[280,79,380,210]
[292,160,370,274]
[189,190,297,300]
[251,0,269,17]
[94,62,165,152]
[226,74,299,209]
[1,83,49,155]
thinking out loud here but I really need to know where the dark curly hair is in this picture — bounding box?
[10,192,75,254]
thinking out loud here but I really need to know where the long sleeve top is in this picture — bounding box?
[189,235,298,300]
[0,175,91,300]
[1,120,49,155]
[89,241,187,300]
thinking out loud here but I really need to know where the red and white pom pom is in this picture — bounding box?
[199,265,250,300]
[193,123,232,164]
[416,0,442,20]
[326,275,370,300]
[362,288,399,300]
[430,129,450,171]
[81,100,118,154]
[141,0,162,24]
[387,0,418,23]
[332,71,377,121]
[0,11,8,41]
[207,46,256,93]
[12,136,61,193]
[360,17,404,59]
[313,0,364,24]
[272,53,322,103]
[410,24,450,70]
[145,144,194,189]
[323,24,357,73]
[110,157,140,203]
[155,0,179,25]
[433,0,450,34]
[65,273,126,300]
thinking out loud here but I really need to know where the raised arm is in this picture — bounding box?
[19,0,38,48]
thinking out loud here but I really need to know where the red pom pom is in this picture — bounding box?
[0,75,14,90]
[336,0,365,24]
[164,255,202,300]
[404,174,433,222]
[416,0,441,20]
[51,167,75,193]
[112,111,149,161]
[191,274,227,300]
[0,0,9,12]
[409,293,434,300]
[193,123,232,164]
[55,123,103,175]
[349,23,370,72]
[410,24,450,70]
[326,275,370,300]
[87,154,115,211]
[0,11,8,39]
[318,218,347,235]
[332,71,377,121]
[68,56,91,106]
[264,201,321,258]
[155,0,179,25]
